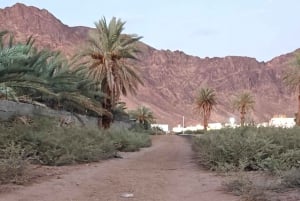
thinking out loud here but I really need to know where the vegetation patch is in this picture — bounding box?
[192,127,300,172]
[0,117,151,169]
[223,172,300,201]
[0,142,28,184]
[107,126,152,152]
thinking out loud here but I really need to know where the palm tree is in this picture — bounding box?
[0,31,110,120]
[232,92,255,126]
[112,101,129,121]
[129,106,155,129]
[81,17,143,128]
[283,53,300,126]
[195,88,217,131]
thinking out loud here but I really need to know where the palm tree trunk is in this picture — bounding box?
[203,112,208,131]
[241,111,245,127]
[100,96,113,129]
[97,116,102,128]
[297,89,300,126]
[102,115,111,129]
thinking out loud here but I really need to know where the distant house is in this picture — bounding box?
[172,124,204,133]
[151,124,169,133]
[172,125,184,133]
[208,123,223,130]
[269,115,295,128]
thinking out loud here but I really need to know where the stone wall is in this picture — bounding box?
[0,100,98,127]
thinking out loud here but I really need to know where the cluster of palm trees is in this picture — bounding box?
[195,53,300,129]
[0,17,144,129]
[195,88,255,130]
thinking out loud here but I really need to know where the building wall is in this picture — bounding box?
[269,117,295,128]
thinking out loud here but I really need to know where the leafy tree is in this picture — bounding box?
[283,53,300,126]
[80,17,143,128]
[195,88,217,131]
[129,106,155,129]
[232,92,255,126]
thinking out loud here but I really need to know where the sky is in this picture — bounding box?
[0,0,300,61]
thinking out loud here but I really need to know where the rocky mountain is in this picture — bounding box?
[0,3,298,127]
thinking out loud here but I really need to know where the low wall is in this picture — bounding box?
[0,100,98,127]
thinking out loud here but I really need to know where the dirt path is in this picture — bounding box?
[0,135,237,201]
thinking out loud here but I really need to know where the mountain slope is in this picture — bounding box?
[0,3,297,127]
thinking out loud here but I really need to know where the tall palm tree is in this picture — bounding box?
[232,92,255,126]
[129,106,155,129]
[195,88,217,131]
[81,17,143,128]
[283,53,300,126]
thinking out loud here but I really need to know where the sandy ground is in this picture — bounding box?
[0,135,238,201]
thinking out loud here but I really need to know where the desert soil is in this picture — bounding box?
[0,135,238,201]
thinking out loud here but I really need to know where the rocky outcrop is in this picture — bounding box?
[0,3,298,127]
[0,3,89,55]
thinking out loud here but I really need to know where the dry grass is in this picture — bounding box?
[223,172,300,201]
[0,143,28,184]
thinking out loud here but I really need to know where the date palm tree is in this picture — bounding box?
[283,53,300,126]
[81,17,143,128]
[0,30,110,119]
[232,92,255,126]
[195,88,217,131]
[129,106,155,129]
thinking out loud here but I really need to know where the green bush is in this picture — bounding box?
[0,117,151,166]
[129,123,156,135]
[193,127,300,172]
[175,129,205,135]
[108,125,151,152]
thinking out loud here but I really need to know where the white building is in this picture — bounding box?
[151,124,169,133]
[172,124,184,133]
[172,123,225,133]
[172,124,205,133]
[208,123,223,130]
[269,116,295,128]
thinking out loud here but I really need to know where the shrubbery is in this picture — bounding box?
[0,142,28,184]
[193,127,300,200]
[107,126,151,152]
[0,116,151,183]
[192,127,300,172]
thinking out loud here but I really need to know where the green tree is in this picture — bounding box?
[283,53,300,126]
[195,88,217,131]
[81,17,143,128]
[232,92,255,126]
[129,106,155,129]
[0,30,110,119]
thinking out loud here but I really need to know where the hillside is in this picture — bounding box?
[0,3,297,127]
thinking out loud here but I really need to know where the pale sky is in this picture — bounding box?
[0,0,300,61]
